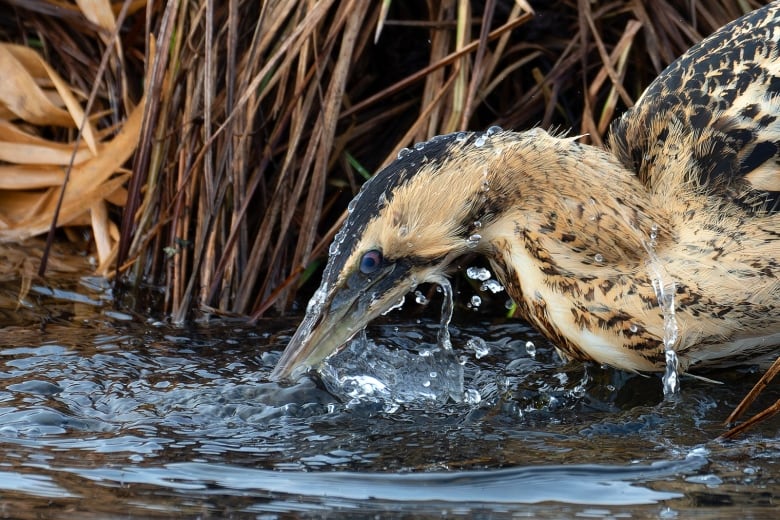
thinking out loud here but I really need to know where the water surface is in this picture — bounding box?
[0,269,778,518]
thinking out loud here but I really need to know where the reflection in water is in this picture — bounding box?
[0,274,778,517]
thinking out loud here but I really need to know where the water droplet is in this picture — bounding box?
[466,337,490,359]
[486,125,503,135]
[474,135,486,147]
[328,242,339,256]
[504,299,515,310]
[422,380,431,388]
[649,223,659,247]
[414,290,428,305]
[429,371,437,378]
[466,266,492,281]
[473,220,482,229]
[629,323,639,333]
[397,147,411,159]
[466,234,481,248]
[414,142,425,151]
[455,132,468,142]
[525,341,536,358]
[481,279,504,293]
[347,198,358,213]
[594,253,604,263]
[469,295,482,308]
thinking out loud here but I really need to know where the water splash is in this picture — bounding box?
[467,337,490,359]
[437,279,454,351]
[643,226,680,397]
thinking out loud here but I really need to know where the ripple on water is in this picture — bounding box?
[0,314,778,516]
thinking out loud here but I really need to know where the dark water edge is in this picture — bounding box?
[0,272,778,519]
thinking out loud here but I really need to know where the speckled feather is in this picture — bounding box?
[609,1,780,213]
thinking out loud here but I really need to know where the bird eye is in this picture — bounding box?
[359,250,383,274]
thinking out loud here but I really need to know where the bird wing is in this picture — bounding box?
[608,2,780,214]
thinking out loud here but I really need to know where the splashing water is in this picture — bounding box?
[437,279,455,351]
[653,276,680,397]
[643,227,680,397]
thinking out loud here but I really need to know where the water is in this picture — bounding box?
[644,224,681,396]
[0,267,778,518]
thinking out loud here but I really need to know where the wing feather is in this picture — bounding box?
[608,2,780,213]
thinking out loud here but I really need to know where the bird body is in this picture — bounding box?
[271,3,780,382]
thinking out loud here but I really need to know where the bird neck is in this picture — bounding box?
[478,132,669,268]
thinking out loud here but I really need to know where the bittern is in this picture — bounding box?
[271,4,780,389]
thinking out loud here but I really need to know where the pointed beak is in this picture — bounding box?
[270,261,416,381]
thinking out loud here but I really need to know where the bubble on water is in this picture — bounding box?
[474,135,486,147]
[470,295,482,308]
[525,340,536,358]
[397,147,411,159]
[466,266,492,281]
[467,337,490,359]
[481,279,504,293]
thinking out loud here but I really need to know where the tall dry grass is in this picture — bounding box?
[0,0,769,318]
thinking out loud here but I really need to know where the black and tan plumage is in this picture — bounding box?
[271,4,780,396]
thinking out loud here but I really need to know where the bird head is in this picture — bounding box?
[270,129,515,381]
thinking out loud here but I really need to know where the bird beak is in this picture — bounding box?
[270,261,415,381]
